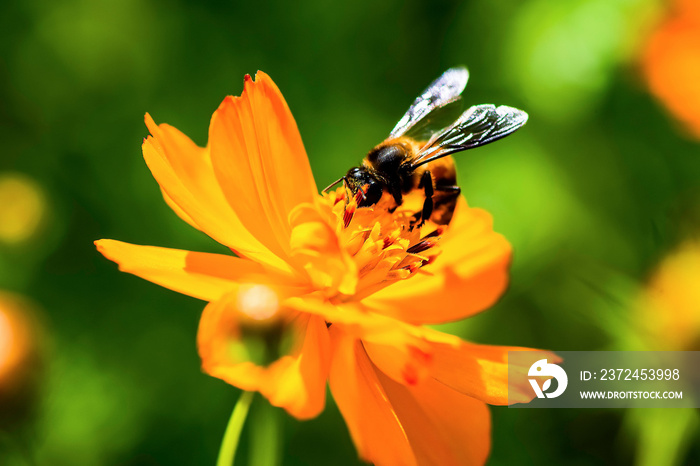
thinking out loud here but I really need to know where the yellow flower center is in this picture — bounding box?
[308,188,444,300]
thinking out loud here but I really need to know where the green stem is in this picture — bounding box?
[217,391,255,466]
[249,398,282,466]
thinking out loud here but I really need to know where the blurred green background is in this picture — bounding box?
[1,0,700,464]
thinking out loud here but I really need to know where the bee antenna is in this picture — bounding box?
[322,176,345,193]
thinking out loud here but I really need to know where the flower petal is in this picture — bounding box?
[363,323,556,406]
[362,197,511,324]
[285,295,437,354]
[208,72,318,263]
[375,369,491,466]
[288,203,358,296]
[328,331,417,466]
[95,239,265,301]
[198,297,330,420]
[142,115,292,273]
[330,330,491,466]
[362,323,461,387]
[162,189,198,230]
[427,341,557,405]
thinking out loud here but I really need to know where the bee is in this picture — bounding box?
[325,67,528,227]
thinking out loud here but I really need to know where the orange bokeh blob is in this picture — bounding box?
[637,240,700,350]
[643,0,700,138]
[0,293,34,388]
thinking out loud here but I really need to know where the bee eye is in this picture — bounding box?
[345,168,364,188]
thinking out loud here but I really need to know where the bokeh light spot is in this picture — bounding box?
[237,285,279,321]
[0,310,14,378]
[0,173,46,244]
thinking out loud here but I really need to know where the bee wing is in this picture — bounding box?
[409,104,528,168]
[389,67,470,139]
[399,98,466,142]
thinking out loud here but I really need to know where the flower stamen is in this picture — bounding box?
[406,237,439,254]
[343,204,356,228]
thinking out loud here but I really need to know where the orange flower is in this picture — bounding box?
[636,240,700,351]
[96,72,543,465]
[643,0,700,137]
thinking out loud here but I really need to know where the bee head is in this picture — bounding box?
[345,167,384,207]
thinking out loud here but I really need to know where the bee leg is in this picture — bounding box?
[432,184,461,225]
[390,183,403,206]
[414,170,434,228]
[387,182,403,215]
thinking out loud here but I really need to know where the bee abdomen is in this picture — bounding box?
[427,156,459,225]
[431,191,459,225]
